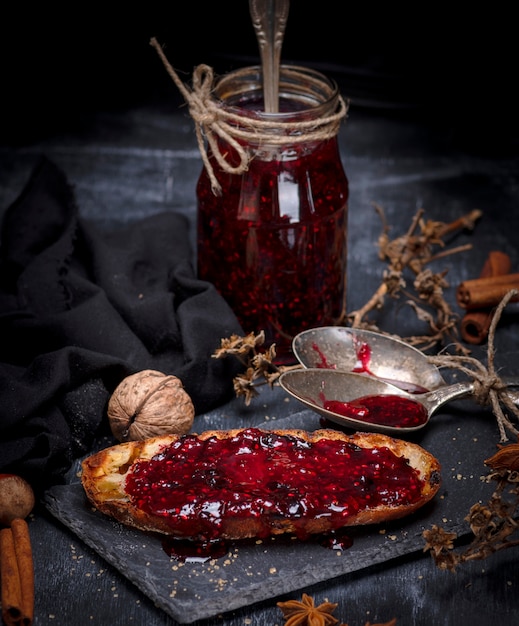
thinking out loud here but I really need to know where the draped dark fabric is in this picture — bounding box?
[0,156,244,493]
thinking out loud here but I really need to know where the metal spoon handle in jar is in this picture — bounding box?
[249,0,290,113]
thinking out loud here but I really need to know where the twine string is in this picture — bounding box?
[427,289,519,441]
[150,37,348,195]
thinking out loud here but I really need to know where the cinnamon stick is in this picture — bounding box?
[0,519,34,626]
[457,272,519,310]
[460,251,512,343]
[11,519,34,625]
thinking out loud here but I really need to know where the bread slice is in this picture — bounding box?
[81,427,441,541]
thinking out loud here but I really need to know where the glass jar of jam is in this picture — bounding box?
[196,64,349,362]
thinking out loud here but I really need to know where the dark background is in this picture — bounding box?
[2,6,519,625]
[1,3,517,152]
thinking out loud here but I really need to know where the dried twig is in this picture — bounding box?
[423,441,519,572]
[347,205,482,354]
[423,290,519,570]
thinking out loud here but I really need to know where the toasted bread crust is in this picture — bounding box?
[81,428,441,540]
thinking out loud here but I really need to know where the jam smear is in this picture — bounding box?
[310,342,336,369]
[312,339,429,394]
[319,528,354,551]
[323,394,428,428]
[163,530,353,563]
[125,428,425,544]
[351,339,372,374]
[162,537,229,563]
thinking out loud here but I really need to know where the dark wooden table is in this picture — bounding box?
[1,82,519,624]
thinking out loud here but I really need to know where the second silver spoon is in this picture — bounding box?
[279,368,519,435]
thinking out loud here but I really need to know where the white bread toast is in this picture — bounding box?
[81,428,441,541]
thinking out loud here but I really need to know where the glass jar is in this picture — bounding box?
[196,64,349,362]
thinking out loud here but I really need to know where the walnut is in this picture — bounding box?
[107,370,195,442]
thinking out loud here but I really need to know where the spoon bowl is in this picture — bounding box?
[279,368,519,435]
[292,326,446,393]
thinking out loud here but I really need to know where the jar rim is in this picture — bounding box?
[213,64,341,120]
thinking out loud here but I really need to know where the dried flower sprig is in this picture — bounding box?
[276,592,397,626]
[212,331,300,405]
[347,205,482,354]
[423,440,519,572]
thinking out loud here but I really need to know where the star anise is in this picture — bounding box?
[277,593,339,626]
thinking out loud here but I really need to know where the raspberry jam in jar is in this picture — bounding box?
[196,65,349,362]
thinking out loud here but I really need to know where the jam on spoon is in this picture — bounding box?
[322,394,429,428]
[277,368,491,434]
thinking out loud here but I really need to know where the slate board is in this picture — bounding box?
[44,404,502,624]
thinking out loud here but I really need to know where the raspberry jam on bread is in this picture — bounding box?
[81,428,441,543]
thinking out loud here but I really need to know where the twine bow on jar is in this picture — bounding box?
[150,37,348,196]
[150,38,248,194]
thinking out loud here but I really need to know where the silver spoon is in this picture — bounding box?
[278,368,519,435]
[292,326,447,393]
[249,0,290,113]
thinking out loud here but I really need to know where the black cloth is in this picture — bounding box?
[0,156,244,494]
